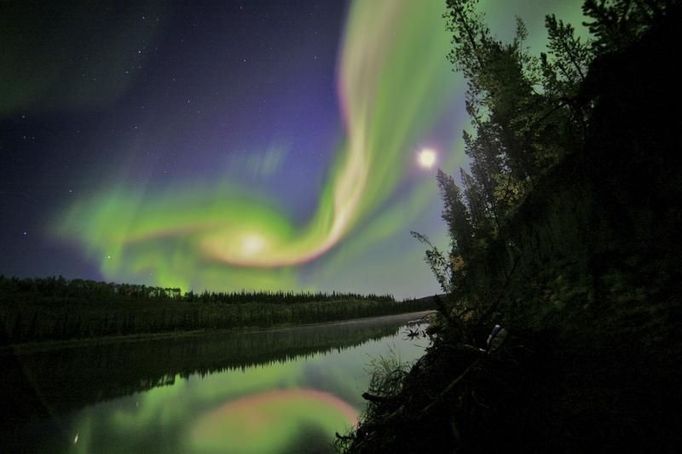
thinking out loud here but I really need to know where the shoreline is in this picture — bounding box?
[0,309,433,355]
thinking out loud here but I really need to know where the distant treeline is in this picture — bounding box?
[0,275,395,304]
[0,276,434,344]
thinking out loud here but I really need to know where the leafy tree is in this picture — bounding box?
[444,0,591,215]
[413,0,598,330]
[582,0,676,52]
[416,0,680,330]
[541,14,592,99]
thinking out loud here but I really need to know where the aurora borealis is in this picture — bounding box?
[56,318,427,453]
[189,389,359,452]
[50,0,459,293]
[0,0,585,296]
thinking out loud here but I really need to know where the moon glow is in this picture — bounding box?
[417,148,437,169]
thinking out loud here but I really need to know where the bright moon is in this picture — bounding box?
[417,148,437,169]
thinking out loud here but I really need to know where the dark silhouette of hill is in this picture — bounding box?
[339,1,682,452]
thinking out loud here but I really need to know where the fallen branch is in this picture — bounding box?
[362,392,391,404]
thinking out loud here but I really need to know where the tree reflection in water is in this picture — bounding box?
[1,312,430,453]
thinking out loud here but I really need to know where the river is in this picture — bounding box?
[1,311,431,453]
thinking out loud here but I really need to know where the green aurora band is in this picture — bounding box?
[54,0,585,292]
[54,0,457,291]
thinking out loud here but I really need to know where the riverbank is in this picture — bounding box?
[0,310,433,355]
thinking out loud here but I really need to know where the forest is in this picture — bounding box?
[338,0,681,452]
[0,275,433,345]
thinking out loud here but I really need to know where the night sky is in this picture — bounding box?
[0,0,583,298]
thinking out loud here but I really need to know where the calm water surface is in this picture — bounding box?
[1,312,430,453]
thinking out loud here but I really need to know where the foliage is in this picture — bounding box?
[363,353,411,417]
[582,0,678,51]
[423,0,672,334]
[340,1,682,452]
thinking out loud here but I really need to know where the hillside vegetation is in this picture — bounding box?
[338,0,681,452]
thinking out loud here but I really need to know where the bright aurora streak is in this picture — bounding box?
[54,0,458,292]
[50,0,585,294]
